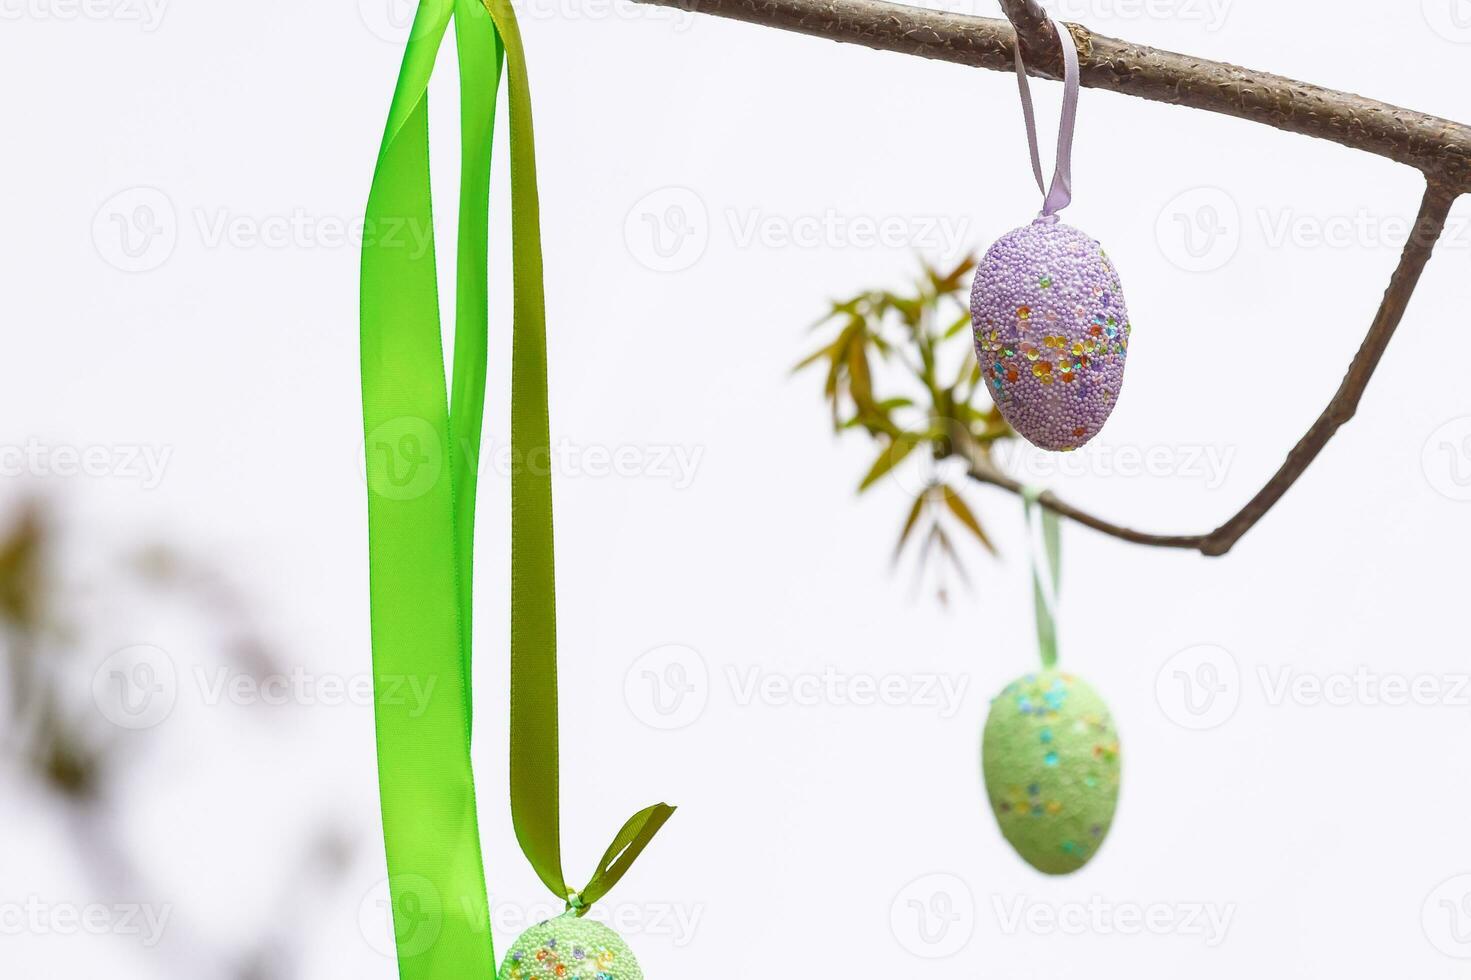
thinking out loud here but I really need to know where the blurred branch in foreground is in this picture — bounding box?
[0,499,352,980]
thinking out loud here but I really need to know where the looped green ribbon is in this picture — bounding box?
[360,0,673,976]
[1020,487,1061,670]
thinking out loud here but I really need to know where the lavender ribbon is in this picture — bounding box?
[1013,11,1081,217]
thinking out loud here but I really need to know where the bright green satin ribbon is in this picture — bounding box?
[1021,487,1061,670]
[360,1,673,977]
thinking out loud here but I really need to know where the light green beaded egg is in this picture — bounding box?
[981,669,1121,875]
[499,912,642,980]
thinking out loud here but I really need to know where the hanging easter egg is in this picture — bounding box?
[499,912,642,980]
[981,669,1121,875]
[971,218,1131,451]
[970,10,1133,451]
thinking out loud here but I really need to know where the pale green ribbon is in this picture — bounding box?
[1021,487,1061,670]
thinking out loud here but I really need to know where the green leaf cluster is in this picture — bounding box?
[796,257,1017,601]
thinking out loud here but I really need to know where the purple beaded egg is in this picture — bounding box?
[971,217,1131,451]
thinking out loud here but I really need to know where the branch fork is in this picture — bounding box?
[638,0,1467,554]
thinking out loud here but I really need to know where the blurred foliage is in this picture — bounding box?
[797,256,1016,602]
[0,500,349,980]
[0,504,110,800]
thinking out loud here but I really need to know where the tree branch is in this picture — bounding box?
[958,178,1457,556]
[997,0,1054,57]
[1193,179,1457,554]
[965,450,1209,551]
[644,0,1469,554]
[641,0,1471,188]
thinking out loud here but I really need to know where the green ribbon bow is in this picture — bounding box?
[360,1,674,976]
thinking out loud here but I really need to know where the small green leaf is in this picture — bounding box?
[792,339,838,373]
[893,492,928,561]
[847,342,876,413]
[953,354,980,390]
[941,486,997,556]
[932,523,973,588]
[858,433,920,492]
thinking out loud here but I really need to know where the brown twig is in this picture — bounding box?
[1195,180,1456,554]
[636,0,1469,555]
[640,0,1471,188]
[997,0,1055,58]
[963,449,1208,551]
[957,179,1456,555]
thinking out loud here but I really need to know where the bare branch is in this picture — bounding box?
[966,450,1209,551]
[1195,179,1457,554]
[957,179,1458,556]
[638,0,1471,188]
[643,0,1469,555]
[998,0,1054,56]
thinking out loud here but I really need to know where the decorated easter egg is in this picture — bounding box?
[970,217,1131,451]
[981,669,1121,874]
[499,912,642,980]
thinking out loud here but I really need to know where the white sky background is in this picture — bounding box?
[4,0,1471,976]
